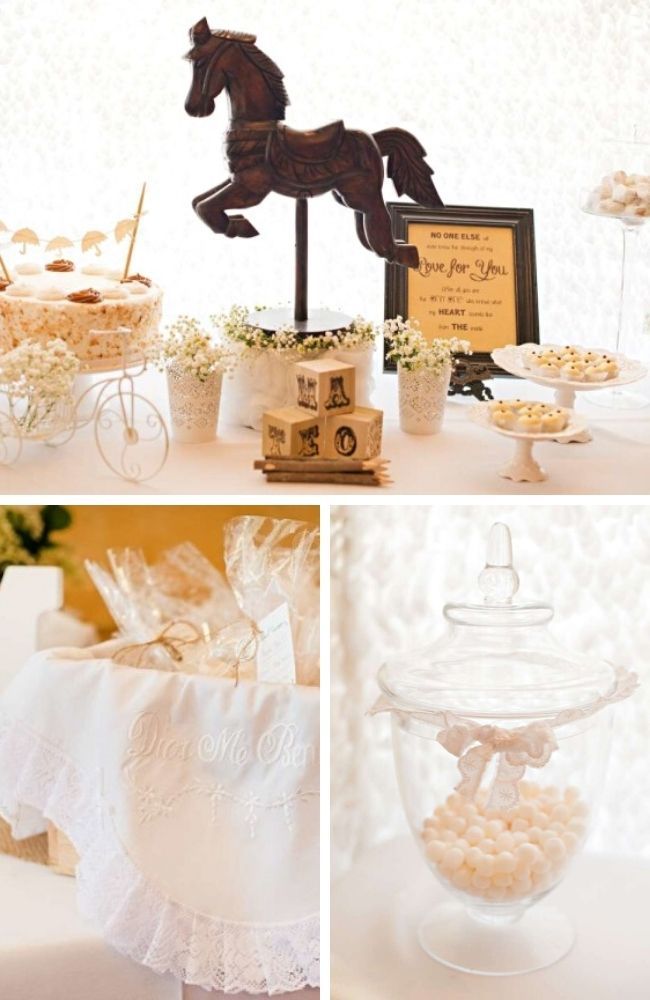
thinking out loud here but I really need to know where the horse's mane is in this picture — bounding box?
[239,41,290,116]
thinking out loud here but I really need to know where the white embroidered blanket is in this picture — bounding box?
[0,649,320,995]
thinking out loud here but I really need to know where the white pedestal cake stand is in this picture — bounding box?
[471,403,589,483]
[492,345,647,444]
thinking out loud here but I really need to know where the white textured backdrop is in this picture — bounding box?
[1,0,650,354]
[331,505,650,878]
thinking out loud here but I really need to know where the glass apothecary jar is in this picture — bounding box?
[372,523,637,976]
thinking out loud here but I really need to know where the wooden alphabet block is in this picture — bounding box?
[262,407,324,458]
[295,358,355,417]
[324,406,383,460]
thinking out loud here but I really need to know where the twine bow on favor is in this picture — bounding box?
[113,617,263,684]
[226,621,263,686]
[436,721,557,811]
[113,620,203,668]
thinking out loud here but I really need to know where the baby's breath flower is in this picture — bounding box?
[158,317,234,381]
[212,306,378,354]
[383,317,471,374]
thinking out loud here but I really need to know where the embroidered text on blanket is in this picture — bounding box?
[126,712,317,769]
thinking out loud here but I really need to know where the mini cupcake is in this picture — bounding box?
[538,362,561,378]
[521,346,543,369]
[541,410,568,433]
[584,364,609,383]
[517,413,543,433]
[560,362,586,382]
[491,408,517,430]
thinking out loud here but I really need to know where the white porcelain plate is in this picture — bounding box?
[492,344,647,392]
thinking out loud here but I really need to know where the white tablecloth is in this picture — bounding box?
[0,855,318,1000]
[0,649,319,994]
[331,836,650,1000]
[0,369,648,494]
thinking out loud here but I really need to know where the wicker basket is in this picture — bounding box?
[47,822,79,876]
[0,816,48,865]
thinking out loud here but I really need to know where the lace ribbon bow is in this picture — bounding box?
[437,721,557,811]
[369,665,638,810]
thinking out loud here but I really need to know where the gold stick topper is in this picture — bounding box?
[122,182,147,281]
[0,254,11,283]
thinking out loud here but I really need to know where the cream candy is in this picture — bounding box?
[586,170,650,219]
[5,283,34,297]
[37,287,67,301]
[81,264,110,276]
[15,262,43,275]
[422,783,587,902]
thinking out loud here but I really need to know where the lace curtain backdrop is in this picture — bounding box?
[331,505,650,879]
[1,0,649,360]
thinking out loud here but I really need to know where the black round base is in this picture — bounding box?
[248,308,353,336]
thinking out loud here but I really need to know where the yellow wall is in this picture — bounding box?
[63,504,319,635]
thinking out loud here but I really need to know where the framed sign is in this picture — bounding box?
[384,205,539,374]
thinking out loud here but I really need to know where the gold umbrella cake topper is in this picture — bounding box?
[12,227,39,254]
[0,184,148,276]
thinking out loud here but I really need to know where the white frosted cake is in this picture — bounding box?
[0,260,162,365]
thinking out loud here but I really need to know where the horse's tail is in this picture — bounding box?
[373,127,443,207]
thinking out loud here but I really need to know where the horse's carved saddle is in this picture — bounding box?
[273,120,345,164]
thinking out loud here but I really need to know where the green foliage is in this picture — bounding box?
[0,506,74,578]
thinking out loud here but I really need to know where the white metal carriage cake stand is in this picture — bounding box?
[471,403,589,483]
[0,328,168,483]
[492,345,647,444]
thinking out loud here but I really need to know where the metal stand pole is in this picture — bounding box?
[295,197,308,323]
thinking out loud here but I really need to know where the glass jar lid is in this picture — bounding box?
[377,523,617,720]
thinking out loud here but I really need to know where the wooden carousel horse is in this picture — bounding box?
[184,17,443,273]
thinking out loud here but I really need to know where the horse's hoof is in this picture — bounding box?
[394,242,420,269]
[226,216,259,239]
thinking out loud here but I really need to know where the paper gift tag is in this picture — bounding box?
[256,603,296,684]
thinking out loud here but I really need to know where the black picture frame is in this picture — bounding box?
[384,204,539,376]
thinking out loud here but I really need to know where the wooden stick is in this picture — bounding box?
[255,457,389,473]
[122,182,147,280]
[0,254,11,282]
[264,471,390,486]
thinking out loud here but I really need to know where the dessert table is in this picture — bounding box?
[0,368,648,495]
[331,836,650,1000]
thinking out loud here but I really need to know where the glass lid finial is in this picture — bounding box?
[478,522,519,606]
[443,522,553,626]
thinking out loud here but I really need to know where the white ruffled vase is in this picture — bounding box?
[166,362,223,443]
[398,362,451,435]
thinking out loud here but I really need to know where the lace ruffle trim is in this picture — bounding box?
[0,713,319,995]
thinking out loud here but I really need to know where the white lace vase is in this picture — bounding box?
[166,363,223,443]
[222,343,376,430]
[398,363,451,435]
